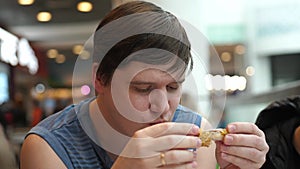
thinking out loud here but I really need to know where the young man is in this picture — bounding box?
[20,1,269,169]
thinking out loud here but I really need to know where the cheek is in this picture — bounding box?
[168,89,182,104]
[129,93,182,112]
[129,94,149,112]
[169,95,181,108]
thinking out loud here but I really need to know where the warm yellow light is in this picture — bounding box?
[18,0,35,5]
[246,66,255,76]
[79,50,90,60]
[72,45,83,55]
[235,45,246,55]
[221,52,231,62]
[56,54,66,64]
[77,1,93,12]
[36,12,52,22]
[47,49,58,58]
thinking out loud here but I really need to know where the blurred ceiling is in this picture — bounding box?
[0,0,112,87]
[0,0,112,49]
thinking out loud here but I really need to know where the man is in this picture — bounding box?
[20,1,268,169]
[0,124,17,169]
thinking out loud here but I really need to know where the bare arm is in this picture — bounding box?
[20,134,67,169]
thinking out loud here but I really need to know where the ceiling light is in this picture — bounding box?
[18,0,35,5]
[55,54,66,64]
[221,52,231,62]
[72,45,83,55]
[234,45,246,55]
[47,49,58,58]
[36,12,52,22]
[77,1,93,13]
[246,66,255,76]
[79,50,90,60]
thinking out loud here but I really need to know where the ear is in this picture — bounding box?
[92,63,104,94]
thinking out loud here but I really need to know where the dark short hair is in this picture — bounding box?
[93,1,192,86]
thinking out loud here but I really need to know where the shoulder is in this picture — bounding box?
[37,104,77,130]
[174,105,213,129]
[173,105,202,126]
[20,134,66,169]
[22,99,93,169]
[31,98,92,134]
[256,95,300,129]
[20,104,78,169]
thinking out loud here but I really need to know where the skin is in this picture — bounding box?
[95,61,216,168]
[20,62,269,169]
[293,126,300,155]
[216,122,269,169]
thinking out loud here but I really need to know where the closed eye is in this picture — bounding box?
[130,83,154,94]
[167,86,178,90]
[134,86,153,93]
[167,83,180,91]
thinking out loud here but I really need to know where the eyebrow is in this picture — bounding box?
[130,79,185,85]
[130,82,154,85]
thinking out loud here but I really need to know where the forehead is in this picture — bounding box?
[133,68,177,82]
[116,61,185,82]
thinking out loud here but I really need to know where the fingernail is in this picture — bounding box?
[192,125,200,134]
[228,125,236,132]
[196,138,202,147]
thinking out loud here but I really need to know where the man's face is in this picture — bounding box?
[99,61,184,136]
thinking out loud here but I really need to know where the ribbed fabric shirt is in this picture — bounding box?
[27,98,202,169]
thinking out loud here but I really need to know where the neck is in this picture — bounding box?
[89,99,129,159]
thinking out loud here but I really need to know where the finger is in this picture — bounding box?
[151,135,201,151]
[227,122,264,137]
[219,143,266,164]
[220,152,262,169]
[120,135,200,159]
[223,134,268,151]
[159,161,197,169]
[152,150,196,167]
[137,122,199,138]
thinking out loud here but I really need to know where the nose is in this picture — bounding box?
[149,89,170,114]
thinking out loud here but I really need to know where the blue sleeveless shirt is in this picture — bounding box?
[27,98,202,169]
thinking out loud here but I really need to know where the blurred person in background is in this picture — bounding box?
[20,1,269,169]
[0,101,14,133]
[12,93,27,128]
[0,124,18,169]
[256,95,300,169]
[30,99,44,127]
[0,99,27,133]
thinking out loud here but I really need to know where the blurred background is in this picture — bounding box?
[0,0,300,167]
